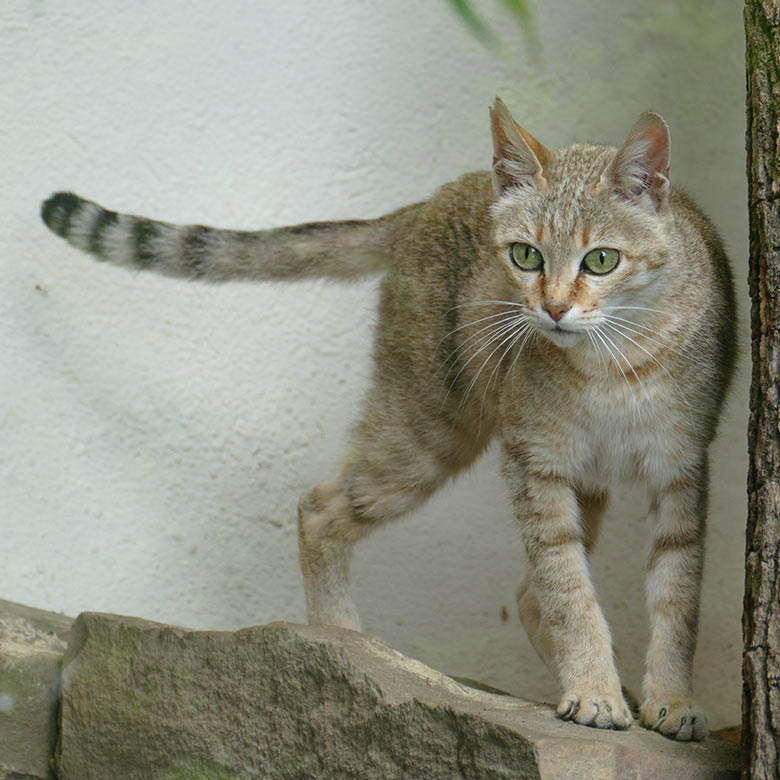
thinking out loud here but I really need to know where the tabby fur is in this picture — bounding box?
[41,99,736,740]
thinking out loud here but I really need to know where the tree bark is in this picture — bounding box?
[744,2,780,778]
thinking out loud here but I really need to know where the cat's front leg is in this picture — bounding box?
[640,470,708,741]
[504,451,632,730]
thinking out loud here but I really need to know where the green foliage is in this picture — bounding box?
[445,0,531,46]
[497,0,531,27]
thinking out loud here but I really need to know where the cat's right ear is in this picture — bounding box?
[490,98,549,195]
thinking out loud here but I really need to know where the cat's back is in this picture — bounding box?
[668,188,735,303]
[386,171,496,271]
[376,170,499,347]
[667,188,737,385]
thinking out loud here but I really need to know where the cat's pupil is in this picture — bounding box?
[583,247,619,274]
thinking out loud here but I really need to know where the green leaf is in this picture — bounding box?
[497,0,532,26]
[445,0,497,45]
[444,0,533,47]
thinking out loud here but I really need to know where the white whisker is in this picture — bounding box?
[587,330,607,374]
[602,314,668,343]
[510,327,536,377]
[434,311,529,380]
[602,319,697,432]
[598,327,642,383]
[483,323,531,396]
[602,305,668,316]
[441,309,525,341]
[458,317,530,415]
[593,326,641,419]
[477,322,532,433]
[592,327,624,383]
[447,299,526,312]
[445,315,527,380]
[435,312,529,414]
[605,314,713,372]
[455,312,530,353]
[602,321,668,372]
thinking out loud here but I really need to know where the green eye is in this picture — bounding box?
[510,243,543,271]
[582,247,620,275]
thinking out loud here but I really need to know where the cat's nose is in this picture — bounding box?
[543,302,571,322]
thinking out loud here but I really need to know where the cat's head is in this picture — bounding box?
[489,98,673,350]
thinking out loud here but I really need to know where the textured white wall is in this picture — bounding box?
[2,1,747,727]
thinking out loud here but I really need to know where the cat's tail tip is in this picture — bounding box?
[41,191,85,237]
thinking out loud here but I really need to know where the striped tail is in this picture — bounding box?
[40,192,394,281]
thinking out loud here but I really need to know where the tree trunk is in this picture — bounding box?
[744,2,780,778]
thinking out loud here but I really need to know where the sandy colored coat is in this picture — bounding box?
[41,99,735,740]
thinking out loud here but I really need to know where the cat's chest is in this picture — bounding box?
[507,369,694,489]
[575,378,694,487]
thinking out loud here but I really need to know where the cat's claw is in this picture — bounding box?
[640,699,708,741]
[557,692,632,730]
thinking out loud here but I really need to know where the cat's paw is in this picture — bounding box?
[557,690,633,730]
[640,699,708,741]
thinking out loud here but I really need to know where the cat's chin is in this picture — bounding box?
[539,327,582,348]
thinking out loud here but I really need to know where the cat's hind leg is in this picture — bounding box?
[298,463,453,630]
[297,393,485,630]
[297,475,367,630]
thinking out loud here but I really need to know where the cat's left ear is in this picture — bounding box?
[604,111,671,212]
[490,97,550,195]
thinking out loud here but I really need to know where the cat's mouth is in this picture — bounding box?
[540,325,581,347]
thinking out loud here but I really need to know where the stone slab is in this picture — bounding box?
[56,613,740,779]
[0,599,74,780]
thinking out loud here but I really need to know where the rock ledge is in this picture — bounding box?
[55,611,738,779]
[0,600,739,779]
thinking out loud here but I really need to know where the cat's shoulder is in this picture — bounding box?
[428,170,494,211]
[668,187,728,259]
[669,187,719,234]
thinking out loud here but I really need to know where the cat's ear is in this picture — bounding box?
[604,111,670,211]
[490,97,549,195]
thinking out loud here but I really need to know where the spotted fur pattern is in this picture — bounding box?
[41,99,735,741]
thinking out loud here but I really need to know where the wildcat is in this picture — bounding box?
[41,98,735,740]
